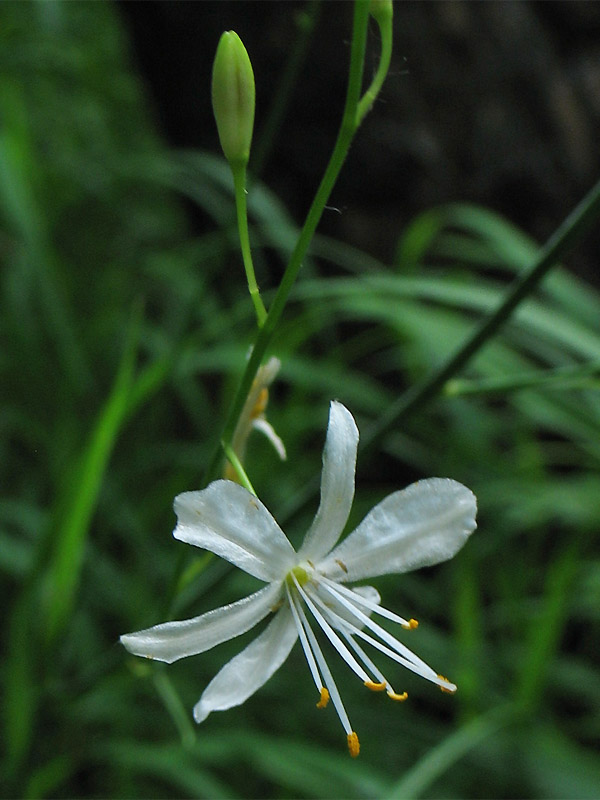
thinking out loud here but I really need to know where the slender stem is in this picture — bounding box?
[222,440,257,495]
[203,0,374,485]
[363,176,600,451]
[232,163,267,327]
[356,7,393,125]
[152,669,196,750]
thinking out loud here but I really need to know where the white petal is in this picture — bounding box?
[298,402,359,562]
[120,582,282,664]
[193,604,297,723]
[174,480,296,581]
[349,585,381,606]
[321,478,477,581]
[252,418,287,460]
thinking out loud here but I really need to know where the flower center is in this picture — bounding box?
[286,562,312,588]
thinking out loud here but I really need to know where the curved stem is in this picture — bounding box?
[357,6,393,125]
[232,163,267,326]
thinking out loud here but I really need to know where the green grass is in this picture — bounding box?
[2,2,600,798]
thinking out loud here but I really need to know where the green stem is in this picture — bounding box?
[363,176,600,451]
[152,668,196,750]
[232,162,267,327]
[203,0,375,485]
[222,441,257,495]
[356,6,393,125]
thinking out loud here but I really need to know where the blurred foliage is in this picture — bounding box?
[1,2,600,799]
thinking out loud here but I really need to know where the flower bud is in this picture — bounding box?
[211,31,255,167]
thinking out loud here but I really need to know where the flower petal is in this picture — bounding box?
[174,480,296,581]
[193,604,297,723]
[321,478,477,581]
[120,582,282,664]
[252,417,287,460]
[298,401,359,561]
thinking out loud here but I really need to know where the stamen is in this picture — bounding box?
[318,581,438,677]
[388,691,408,702]
[437,674,457,694]
[320,577,412,628]
[285,583,322,692]
[342,631,408,702]
[402,618,419,630]
[352,624,444,687]
[342,631,400,696]
[364,680,387,692]
[316,688,330,708]
[347,731,360,758]
[294,579,372,684]
[292,587,354,736]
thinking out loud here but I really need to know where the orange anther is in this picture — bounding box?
[402,618,419,630]
[388,691,408,702]
[437,675,456,694]
[316,688,330,709]
[347,731,360,758]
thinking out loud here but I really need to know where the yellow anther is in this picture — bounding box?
[364,680,387,692]
[250,387,269,419]
[335,558,349,574]
[402,618,419,630]
[316,688,330,709]
[388,691,408,702]
[347,731,360,758]
[438,675,456,694]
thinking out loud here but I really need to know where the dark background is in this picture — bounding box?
[118,0,600,279]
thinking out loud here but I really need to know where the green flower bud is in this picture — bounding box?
[211,31,255,167]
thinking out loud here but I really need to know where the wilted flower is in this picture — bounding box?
[224,356,285,482]
[121,402,477,756]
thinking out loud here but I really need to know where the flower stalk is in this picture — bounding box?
[212,30,266,326]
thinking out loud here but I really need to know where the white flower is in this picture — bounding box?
[121,402,477,757]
